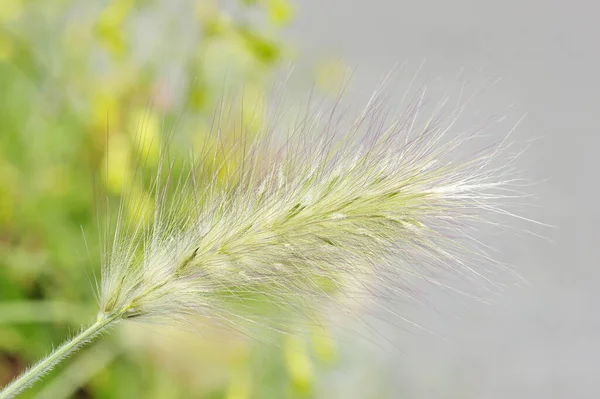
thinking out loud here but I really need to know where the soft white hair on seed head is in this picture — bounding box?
[98,76,536,333]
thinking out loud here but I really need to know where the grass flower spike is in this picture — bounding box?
[1,82,527,398]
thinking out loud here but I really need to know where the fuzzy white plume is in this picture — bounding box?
[98,82,528,331]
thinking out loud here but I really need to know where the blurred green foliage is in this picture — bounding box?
[0,0,338,397]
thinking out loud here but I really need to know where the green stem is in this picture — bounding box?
[0,314,119,399]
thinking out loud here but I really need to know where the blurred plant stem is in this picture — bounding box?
[0,313,118,399]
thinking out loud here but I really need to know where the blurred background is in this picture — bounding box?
[0,0,598,398]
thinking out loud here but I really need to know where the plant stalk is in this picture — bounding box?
[0,313,118,399]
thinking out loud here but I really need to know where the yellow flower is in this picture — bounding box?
[265,0,294,26]
[101,133,130,195]
[0,0,22,23]
[283,335,313,394]
[127,108,161,166]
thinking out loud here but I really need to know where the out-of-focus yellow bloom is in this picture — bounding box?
[0,0,22,23]
[311,325,336,364]
[200,8,232,37]
[124,183,155,227]
[283,334,313,395]
[265,0,294,26]
[240,30,280,64]
[95,0,134,57]
[0,33,14,61]
[127,108,161,166]
[91,90,122,135]
[226,368,251,399]
[202,36,259,87]
[225,338,252,399]
[101,133,130,195]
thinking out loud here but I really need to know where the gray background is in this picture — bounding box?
[285,1,599,397]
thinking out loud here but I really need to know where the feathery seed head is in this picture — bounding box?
[98,82,526,330]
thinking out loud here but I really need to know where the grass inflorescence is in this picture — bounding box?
[1,78,534,398]
[99,79,528,328]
